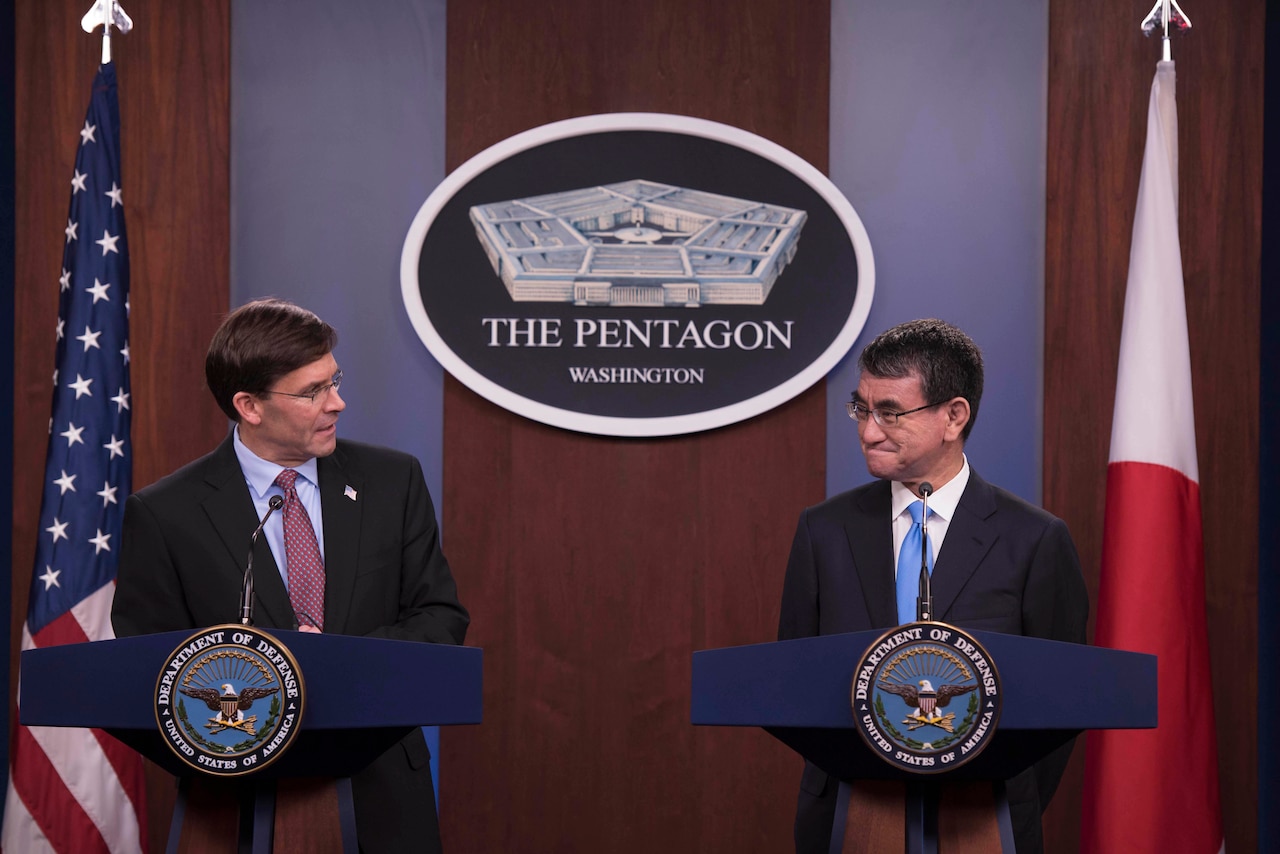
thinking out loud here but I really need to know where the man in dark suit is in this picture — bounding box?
[112,298,468,853]
[778,318,1088,854]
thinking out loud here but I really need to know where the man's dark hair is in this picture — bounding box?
[857,318,984,441]
[205,298,338,421]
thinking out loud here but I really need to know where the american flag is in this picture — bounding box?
[1,62,148,853]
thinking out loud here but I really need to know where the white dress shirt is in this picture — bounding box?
[890,456,971,579]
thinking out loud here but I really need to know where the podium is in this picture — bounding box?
[692,629,1155,853]
[20,629,482,853]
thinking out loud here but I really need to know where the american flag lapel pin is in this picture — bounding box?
[344,485,357,501]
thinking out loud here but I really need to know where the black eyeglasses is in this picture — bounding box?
[846,400,945,427]
[263,370,343,405]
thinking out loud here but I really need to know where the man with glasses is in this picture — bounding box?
[112,298,468,853]
[778,318,1088,854]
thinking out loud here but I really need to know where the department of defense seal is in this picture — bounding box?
[154,626,305,776]
[851,623,1001,774]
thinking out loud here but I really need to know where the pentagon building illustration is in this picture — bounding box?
[469,180,807,307]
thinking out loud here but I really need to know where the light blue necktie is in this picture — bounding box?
[896,500,934,624]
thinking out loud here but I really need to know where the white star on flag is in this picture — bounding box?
[87,279,110,302]
[97,482,118,507]
[53,471,77,495]
[105,182,123,207]
[38,567,61,590]
[68,374,94,399]
[65,220,78,243]
[56,319,65,340]
[76,326,102,351]
[44,518,68,543]
[88,529,111,554]
[111,389,130,412]
[95,229,120,256]
[120,342,130,364]
[103,435,125,459]
[60,423,85,447]
[59,268,71,291]
[80,121,96,144]
[71,170,88,193]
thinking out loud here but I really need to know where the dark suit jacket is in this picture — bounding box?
[777,470,1088,854]
[112,434,469,854]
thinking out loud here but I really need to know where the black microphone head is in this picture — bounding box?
[919,482,934,498]
[268,495,284,510]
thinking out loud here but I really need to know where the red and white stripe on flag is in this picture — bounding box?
[3,588,145,854]
[1081,60,1224,854]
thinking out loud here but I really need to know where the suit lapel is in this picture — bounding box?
[846,482,898,629]
[200,435,295,629]
[317,445,362,634]
[931,470,998,620]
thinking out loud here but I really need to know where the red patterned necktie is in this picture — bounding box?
[273,468,325,630]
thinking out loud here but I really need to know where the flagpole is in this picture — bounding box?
[80,0,133,65]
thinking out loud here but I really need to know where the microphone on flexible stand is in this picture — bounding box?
[916,482,934,622]
[240,495,284,626]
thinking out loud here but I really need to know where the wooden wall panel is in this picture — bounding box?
[441,1,829,850]
[1044,1,1263,851]
[12,2,230,850]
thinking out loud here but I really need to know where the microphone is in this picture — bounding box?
[916,482,934,622]
[240,495,284,626]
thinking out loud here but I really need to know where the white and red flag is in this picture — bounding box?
[1081,60,1224,854]
[2,62,148,853]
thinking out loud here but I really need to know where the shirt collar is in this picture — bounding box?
[890,455,971,522]
[233,425,320,498]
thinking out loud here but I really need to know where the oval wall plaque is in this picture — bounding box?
[401,113,874,437]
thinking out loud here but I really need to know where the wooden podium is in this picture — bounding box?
[20,629,483,853]
[692,629,1156,853]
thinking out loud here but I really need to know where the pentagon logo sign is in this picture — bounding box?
[154,626,304,776]
[401,113,875,437]
[851,623,1002,774]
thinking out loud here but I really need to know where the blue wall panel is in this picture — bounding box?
[231,0,447,506]
[828,0,1047,502]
